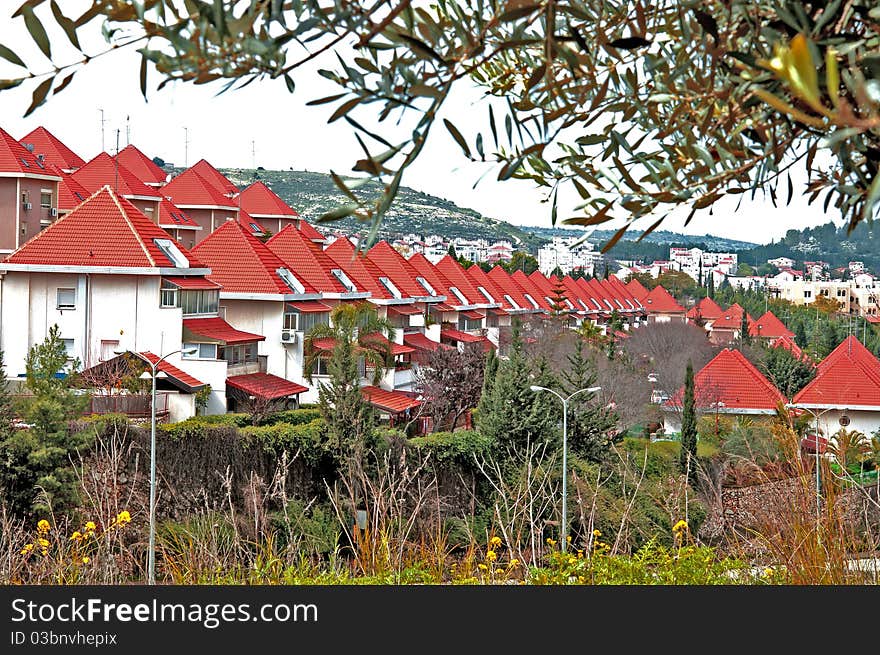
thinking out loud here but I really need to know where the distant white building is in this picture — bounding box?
[768,256,795,269]
[850,261,866,275]
[669,247,737,282]
[537,237,602,276]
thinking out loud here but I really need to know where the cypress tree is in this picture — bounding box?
[562,340,618,462]
[740,309,751,346]
[795,320,808,348]
[679,360,698,486]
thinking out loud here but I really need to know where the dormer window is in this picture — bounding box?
[503,294,520,309]
[416,276,437,296]
[523,294,540,309]
[250,223,263,234]
[379,276,402,298]
[477,286,495,303]
[154,238,189,268]
[277,268,305,293]
[449,286,468,305]
[332,268,357,292]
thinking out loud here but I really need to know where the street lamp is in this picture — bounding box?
[116,347,197,584]
[530,384,601,552]
[785,403,834,518]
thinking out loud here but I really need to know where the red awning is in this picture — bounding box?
[403,332,448,352]
[309,337,337,352]
[286,300,331,313]
[432,303,456,312]
[136,352,206,391]
[163,276,221,290]
[183,318,266,344]
[362,333,416,355]
[460,309,484,319]
[440,328,484,343]
[360,385,421,414]
[226,373,308,400]
[388,304,423,315]
[801,434,829,454]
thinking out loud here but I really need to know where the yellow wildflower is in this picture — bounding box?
[593,529,601,537]
[114,510,131,526]
[84,521,96,532]
[566,535,572,542]
[477,563,488,571]
[508,559,520,568]
[40,549,48,557]
[70,531,83,541]
[763,568,773,578]
[673,520,689,533]
[82,556,90,564]
[546,538,557,546]
[489,535,502,548]
[486,550,497,562]
[37,519,50,533]
[37,538,49,548]
[20,543,34,554]
[568,556,577,565]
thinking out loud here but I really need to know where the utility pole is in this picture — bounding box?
[183,127,190,168]
[114,130,120,192]
[99,108,106,152]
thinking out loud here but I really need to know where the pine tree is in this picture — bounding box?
[795,320,808,348]
[679,361,698,486]
[562,340,618,462]
[740,309,751,346]
[548,280,570,318]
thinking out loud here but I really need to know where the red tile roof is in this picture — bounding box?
[19,126,84,171]
[466,264,525,311]
[157,198,200,229]
[574,278,608,312]
[626,277,650,301]
[191,220,316,295]
[642,285,685,314]
[687,296,724,321]
[296,219,325,243]
[440,328,484,343]
[668,348,786,411]
[71,152,161,198]
[361,333,416,356]
[792,336,880,408]
[160,168,238,208]
[407,252,457,301]
[239,181,299,217]
[137,352,206,390]
[227,372,308,399]
[56,171,91,211]
[750,310,795,339]
[324,238,393,299]
[508,269,553,311]
[772,335,809,362]
[387,304,423,315]
[0,127,60,175]
[403,332,450,352]
[360,385,421,413]
[4,186,205,269]
[183,317,265,344]
[561,276,593,313]
[266,224,354,294]
[711,303,753,330]
[603,276,642,312]
[163,276,220,290]
[115,144,167,185]
[434,255,489,305]
[368,241,433,298]
[186,159,239,196]
[287,300,331,313]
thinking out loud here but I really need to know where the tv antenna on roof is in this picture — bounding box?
[99,108,106,152]
[183,126,190,168]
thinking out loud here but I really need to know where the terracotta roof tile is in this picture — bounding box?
[187,159,238,196]
[226,372,308,399]
[239,180,299,217]
[626,277,650,301]
[183,317,265,344]
[642,285,685,314]
[793,336,880,407]
[750,310,795,339]
[0,126,60,175]
[687,296,724,321]
[508,269,553,311]
[465,264,526,310]
[712,303,753,330]
[4,185,205,269]
[407,252,457,301]
[18,126,84,170]
[266,224,353,293]
[56,171,91,211]
[403,332,449,352]
[115,144,167,185]
[440,328,484,343]
[137,352,206,390]
[191,220,316,295]
[296,220,325,242]
[360,385,421,413]
[367,242,433,298]
[434,255,489,305]
[71,152,161,198]
[160,168,238,208]
[324,237,393,299]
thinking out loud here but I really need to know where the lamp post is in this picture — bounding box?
[530,385,601,552]
[118,347,197,584]
[785,403,834,518]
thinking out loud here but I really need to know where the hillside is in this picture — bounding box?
[523,226,758,251]
[212,168,547,251]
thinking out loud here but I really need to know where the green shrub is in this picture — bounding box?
[270,499,340,556]
[408,430,495,464]
[257,408,323,427]
[240,420,326,463]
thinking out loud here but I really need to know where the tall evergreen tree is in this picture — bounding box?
[562,340,618,462]
[679,361,698,486]
[740,309,751,346]
[795,320,809,349]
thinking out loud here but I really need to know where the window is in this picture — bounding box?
[100,340,120,361]
[299,311,330,332]
[153,238,190,268]
[283,311,299,332]
[160,279,178,307]
[56,288,76,310]
[503,294,520,309]
[182,343,217,359]
[179,289,219,315]
[416,276,437,296]
[477,286,495,303]
[458,316,482,331]
[219,343,258,365]
[40,191,52,208]
[838,289,847,297]
[379,276,402,298]
[486,312,499,328]
[250,223,263,233]
[332,268,357,292]
[61,338,75,357]
[449,286,468,305]
[311,356,330,376]
[276,267,305,293]
[804,291,812,299]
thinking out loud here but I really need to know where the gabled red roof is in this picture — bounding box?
[360,385,421,413]
[642,285,685,314]
[3,186,205,269]
[561,276,592,313]
[297,219,325,243]
[186,159,238,196]
[793,336,880,408]
[367,241,433,299]
[115,144,167,185]
[773,335,809,362]
[71,152,161,199]
[407,252,457,301]
[183,317,265,344]
[239,180,299,217]
[508,269,553,311]
[712,303,753,330]
[750,310,795,339]
[626,277,650,301]
[191,220,316,295]
[156,198,200,229]
[575,278,608,312]
[440,328,484,343]
[465,264,521,310]
[227,373,308,399]
[434,255,488,306]
[324,237,393,299]
[56,171,91,211]
[137,352,206,390]
[526,270,558,305]
[160,168,238,208]
[604,276,643,312]
[239,209,266,236]
[266,224,355,294]
[687,296,724,321]
[668,348,786,411]
[0,127,60,176]
[19,126,84,171]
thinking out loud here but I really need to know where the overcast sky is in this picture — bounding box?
[0,3,843,246]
